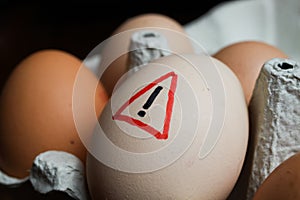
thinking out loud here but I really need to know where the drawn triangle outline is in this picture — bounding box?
[112,71,178,140]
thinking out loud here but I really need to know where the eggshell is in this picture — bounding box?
[213,40,288,104]
[100,13,194,96]
[253,152,300,200]
[86,54,248,199]
[0,49,108,178]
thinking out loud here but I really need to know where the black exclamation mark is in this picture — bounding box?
[138,86,163,117]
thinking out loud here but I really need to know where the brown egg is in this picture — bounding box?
[253,152,300,200]
[112,13,188,34]
[0,49,108,178]
[213,41,288,104]
[100,13,194,96]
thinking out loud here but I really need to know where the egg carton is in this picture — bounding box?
[227,57,300,199]
[246,58,300,199]
[0,150,89,200]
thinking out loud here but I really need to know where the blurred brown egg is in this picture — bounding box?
[213,41,288,104]
[100,13,194,96]
[0,49,108,178]
[253,152,300,200]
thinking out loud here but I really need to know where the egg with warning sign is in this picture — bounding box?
[0,49,108,178]
[86,53,248,199]
[100,13,195,96]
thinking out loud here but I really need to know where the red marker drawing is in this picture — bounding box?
[112,71,178,140]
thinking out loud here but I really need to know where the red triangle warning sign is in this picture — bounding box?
[112,71,178,140]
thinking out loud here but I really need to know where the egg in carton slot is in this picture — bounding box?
[82,13,248,200]
[0,49,107,200]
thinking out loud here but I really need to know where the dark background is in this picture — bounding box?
[0,0,233,92]
[0,0,232,199]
